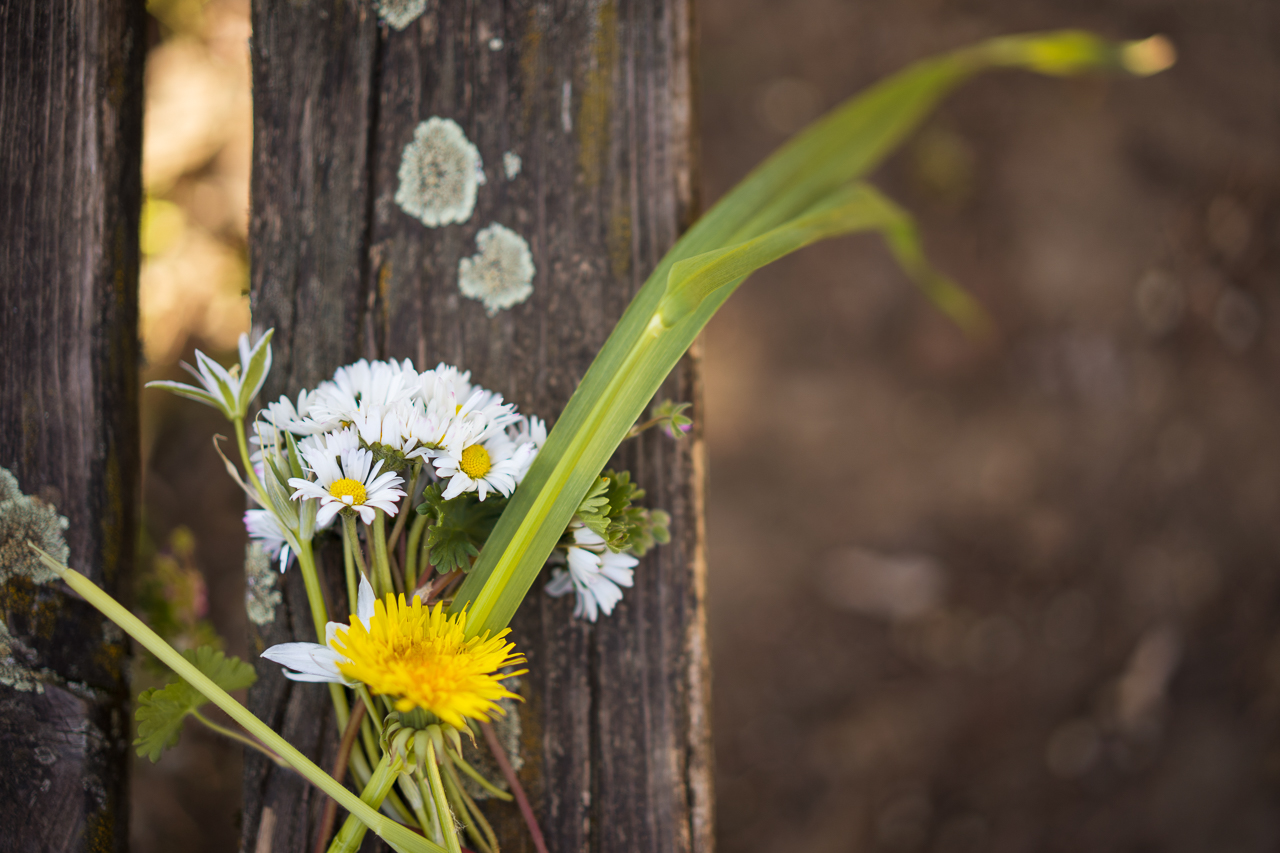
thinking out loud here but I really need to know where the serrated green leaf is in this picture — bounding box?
[574,476,612,538]
[133,646,256,763]
[418,485,508,573]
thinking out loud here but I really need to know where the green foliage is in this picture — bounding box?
[134,645,256,762]
[416,484,509,573]
[653,399,693,439]
[573,470,670,556]
[453,31,1172,637]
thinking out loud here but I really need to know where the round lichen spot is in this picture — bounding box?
[458,223,535,316]
[459,444,492,479]
[0,466,68,586]
[376,0,427,31]
[395,117,485,228]
[503,151,522,180]
[328,478,368,506]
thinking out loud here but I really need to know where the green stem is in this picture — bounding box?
[33,553,447,853]
[442,755,497,853]
[326,751,404,853]
[420,776,444,847]
[386,462,419,555]
[294,537,330,642]
[190,710,288,767]
[405,511,430,592]
[446,748,512,801]
[343,514,370,583]
[341,519,359,616]
[233,416,267,502]
[425,738,463,853]
[371,510,395,598]
[398,772,433,835]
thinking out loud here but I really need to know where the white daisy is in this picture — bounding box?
[350,403,417,454]
[507,415,547,483]
[416,363,477,410]
[431,424,531,501]
[261,574,374,684]
[244,509,293,573]
[262,388,326,436]
[403,398,457,459]
[297,427,361,461]
[309,359,418,426]
[289,444,406,525]
[545,526,638,622]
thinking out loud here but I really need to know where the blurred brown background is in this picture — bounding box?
[134,1,1280,851]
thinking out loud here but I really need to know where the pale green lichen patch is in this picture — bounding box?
[0,618,49,693]
[503,151,522,180]
[244,542,283,626]
[376,0,427,30]
[458,223,535,315]
[0,466,68,585]
[395,118,486,228]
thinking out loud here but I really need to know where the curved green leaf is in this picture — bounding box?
[453,31,1172,635]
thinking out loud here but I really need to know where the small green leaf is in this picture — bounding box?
[145,380,225,412]
[574,476,611,537]
[238,329,274,412]
[418,485,508,573]
[134,646,256,763]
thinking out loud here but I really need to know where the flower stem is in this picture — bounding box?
[341,519,359,614]
[446,747,512,801]
[425,737,463,853]
[386,462,419,555]
[233,416,267,502]
[405,511,430,592]
[190,709,289,767]
[371,510,396,598]
[441,754,497,853]
[31,549,446,853]
[343,514,370,585]
[294,537,330,643]
[326,751,403,853]
[419,775,444,847]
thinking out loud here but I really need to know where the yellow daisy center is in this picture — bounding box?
[459,444,492,479]
[332,595,525,729]
[328,477,368,506]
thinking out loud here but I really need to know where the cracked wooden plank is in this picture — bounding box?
[244,1,712,851]
[0,0,144,850]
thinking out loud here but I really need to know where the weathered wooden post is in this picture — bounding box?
[243,1,712,850]
[0,1,144,851]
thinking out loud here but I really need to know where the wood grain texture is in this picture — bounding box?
[0,0,143,851]
[244,1,712,850]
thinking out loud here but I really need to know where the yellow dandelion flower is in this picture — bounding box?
[332,592,526,729]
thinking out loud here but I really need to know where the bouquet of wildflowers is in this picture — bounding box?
[26,30,1170,853]
[147,340,676,853]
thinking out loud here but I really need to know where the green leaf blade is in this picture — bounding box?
[453,31,1171,636]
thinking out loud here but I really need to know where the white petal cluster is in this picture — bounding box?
[244,509,292,573]
[245,357,546,546]
[545,526,638,622]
